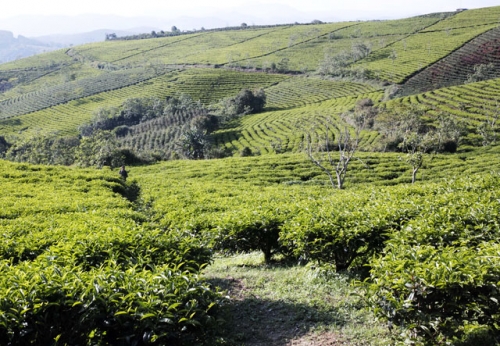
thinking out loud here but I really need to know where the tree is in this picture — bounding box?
[318,51,350,76]
[302,99,376,189]
[399,131,437,184]
[49,136,80,165]
[434,112,463,152]
[466,62,495,84]
[302,116,362,189]
[214,88,267,119]
[276,57,290,72]
[375,105,461,183]
[163,93,202,114]
[342,98,378,130]
[176,128,211,160]
[189,114,219,134]
[304,118,359,189]
[0,136,10,157]
[351,42,372,60]
[5,134,53,164]
[5,134,79,165]
[318,41,371,78]
[377,105,430,183]
[75,130,123,168]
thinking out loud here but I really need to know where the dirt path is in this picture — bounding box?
[212,276,346,346]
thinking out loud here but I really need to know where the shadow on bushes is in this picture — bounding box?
[112,179,141,203]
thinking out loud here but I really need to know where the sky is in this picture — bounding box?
[2,0,497,18]
[1,0,499,37]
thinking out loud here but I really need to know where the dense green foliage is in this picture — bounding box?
[365,174,500,344]
[0,160,223,345]
[1,142,500,344]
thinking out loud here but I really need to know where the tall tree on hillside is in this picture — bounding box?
[75,130,123,168]
[375,105,462,183]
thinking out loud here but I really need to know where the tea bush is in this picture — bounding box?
[365,174,500,345]
[0,160,223,345]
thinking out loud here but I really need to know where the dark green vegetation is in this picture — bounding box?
[0,161,224,345]
[1,5,500,346]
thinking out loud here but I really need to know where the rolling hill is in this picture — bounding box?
[1,5,500,345]
[0,6,498,155]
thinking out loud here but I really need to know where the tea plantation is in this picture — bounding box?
[0,4,500,345]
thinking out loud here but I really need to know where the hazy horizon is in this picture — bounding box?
[1,0,499,37]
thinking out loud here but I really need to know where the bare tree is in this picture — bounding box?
[302,99,378,189]
[303,117,361,189]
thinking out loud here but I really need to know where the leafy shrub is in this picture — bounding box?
[214,88,267,118]
[212,206,289,263]
[0,160,224,345]
[281,192,417,271]
[365,243,500,345]
[364,174,500,345]
[0,261,224,345]
[240,147,253,157]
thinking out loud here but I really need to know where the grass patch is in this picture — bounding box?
[204,253,390,345]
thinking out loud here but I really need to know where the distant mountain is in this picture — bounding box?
[1,15,172,37]
[0,30,61,64]
[34,28,158,46]
[0,27,161,64]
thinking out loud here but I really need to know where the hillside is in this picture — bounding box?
[0,5,500,346]
[0,6,498,154]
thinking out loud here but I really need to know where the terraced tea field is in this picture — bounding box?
[215,91,384,154]
[0,69,287,138]
[1,6,499,149]
[400,27,500,95]
[358,25,497,83]
[265,76,381,109]
[382,77,500,129]
[0,67,170,119]
[240,13,448,71]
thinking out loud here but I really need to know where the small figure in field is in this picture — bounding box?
[119,165,128,181]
